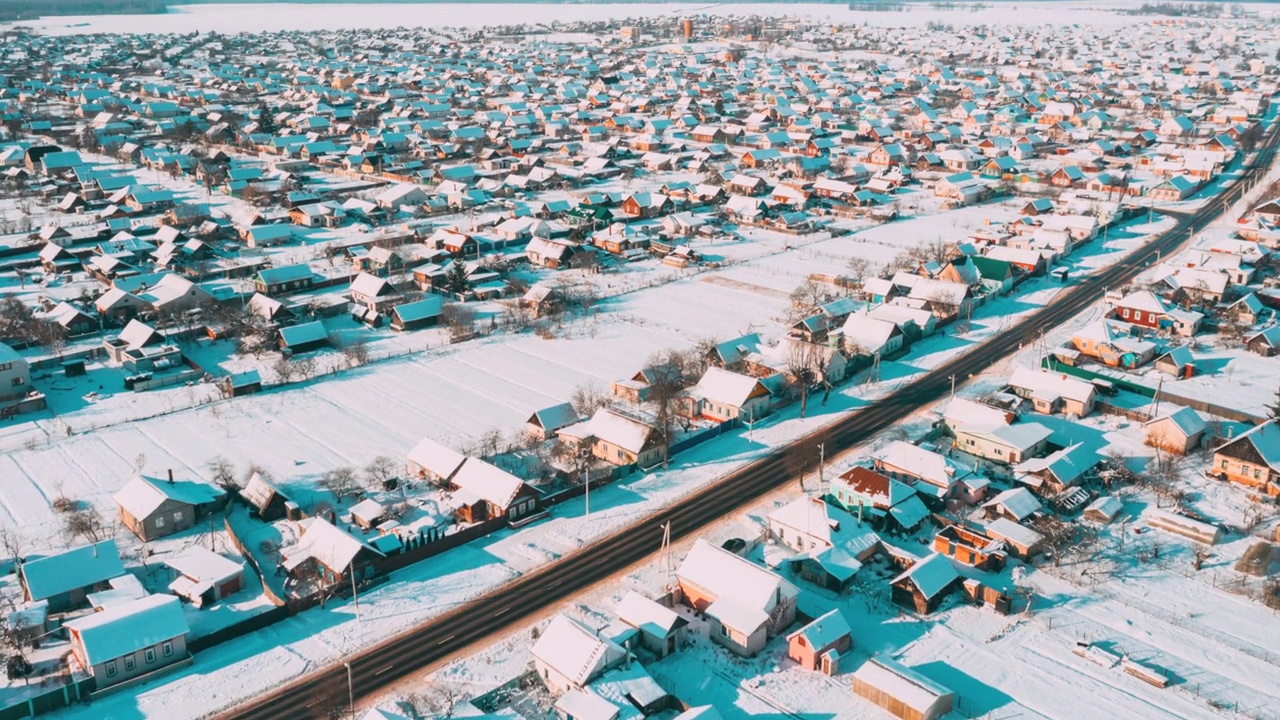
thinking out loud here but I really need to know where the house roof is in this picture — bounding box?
[586,408,655,455]
[163,546,242,584]
[768,496,837,546]
[676,539,795,616]
[1009,367,1095,406]
[890,552,959,600]
[65,593,188,666]
[787,608,851,650]
[853,658,952,712]
[528,402,580,433]
[1220,419,1280,472]
[982,487,1042,520]
[875,440,966,489]
[21,540,125,602]
[285,517,380,573]
[554,690,621,720]
[532,614,625,688]
[450,458,529,511]
[1015,443,1100,487]
[279,320,328,348]
[692,366,766,408]
[616,591,684,638]
[1145,406,1206,438]
[406,436,467,480]
[985,517,1044,549]
[114,474,225,520]
[239,472,284,511]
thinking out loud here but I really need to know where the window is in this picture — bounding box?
[1255,469,1262,480]
[125,656,136,671]
[1243,465,1251,476]
[719,624,731,639]
[1221,459,1228,469]
[0,362,11,371]
[11,377,22,386]
[173,511,184,524]
[145,648,155,664]
[106,661,117,677]
[1121,308,1130,318]
[156,516,165,528]
[162,642,173,657]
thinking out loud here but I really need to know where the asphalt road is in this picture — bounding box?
[218,123,1280,720]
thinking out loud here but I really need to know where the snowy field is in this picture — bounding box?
[15,0,1280,36]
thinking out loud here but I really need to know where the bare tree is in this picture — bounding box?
[64,507,108,545]
[403,680,471,719]
[570,382,610,419]
[845,257,873,289]
[785,343,818,418]
[339,336,370,367]
[319,467,361,502]
[789,279,833,320]
[243,463,275,486]
[272,355,297,384]
[441,303,478,343]
[363,455,399,492]
[646,349,698,468]
[207,455,239,492]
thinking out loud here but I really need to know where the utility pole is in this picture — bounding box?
[950,374,956,399]
[349,561,360,620]
[583,456,591,520]
[817,442,825,495]
[344,662,355,720]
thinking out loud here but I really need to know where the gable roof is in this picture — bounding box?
[890,552,958,600]
[21,540,125,602]
[284,517,380,573]
[450,457,529,510]
[114,474,225,520]
[692,366,767,408]
[532,614,625,688]
[406,436,466,480]
[676,539,795,614]
[787,608,851,650]
[616,591,684,638]
[66,593,188,666]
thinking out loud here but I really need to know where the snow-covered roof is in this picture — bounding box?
[529,402,580,433]
[982,487,1042,520]
[114,474,225,520]
[1084,495,1124,522]
[676,539,796,616]
[768,496,837,546]
[349,499,386,525]
[1220,419,1280,471]
[164,546,243,585]
[890,552,958,600]
[787,608,851,650]
[941,397,1010,431]
[21,540,125,602]
[854,657,953,711]
[1009,367,1095,406]
[532,614,625,689]
[691,366,765,408]
[616,591,683,638]
[1015,443,1100,487]
[554,689,622,720]
[451,458,528,510]
[875,440,965,489]
[984,517,1044,549]
[587,408,654,454]
[240,472,283,511]
[65,594,189,666]
[406,436,467,480]
[284,517,379,573]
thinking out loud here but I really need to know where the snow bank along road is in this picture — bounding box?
[217,122,1280,720]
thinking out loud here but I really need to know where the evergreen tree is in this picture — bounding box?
[1270,386,1280,422]
[256,102,277,134]
[443,261,470,297]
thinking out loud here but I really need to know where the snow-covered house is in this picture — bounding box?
[613,591,687,659]
[1211,419,1280,496]
[676,539,798,657]
[680,366,771,423]
[532,613,627,695]
[786,608,852,675]
[828,466,930,533]
[65,594,189,689]
[19,540,125,612]
[406,436,467,483]
[1144,406,1207,455]
[448,457,540,524]
[889,553,960,614]
[872,440,988,504]
[163,546,244,608]
[282,517,383,587]
[0,342,31,401]
[114,473,228,542]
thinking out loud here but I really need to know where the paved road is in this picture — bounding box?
[219,122,1280,720]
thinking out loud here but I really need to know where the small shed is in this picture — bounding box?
[165,546,244,608]
[1083,495,1123,524]
[526,402,581,441]
[240,472,291,521]
[615,591,687,659]
[224,369,263,397]
[349,499,386,530]
[852,657,954,720]
[1146,509,1222,545]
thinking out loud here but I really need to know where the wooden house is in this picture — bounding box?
[19,540,125,612]
[449,458,540,524]
[889,553,959,614]
[114,472,228,542]
[65,594,189,689]
[1211,420,1280,496]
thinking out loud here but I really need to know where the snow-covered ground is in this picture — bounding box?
[24,0,1280,37]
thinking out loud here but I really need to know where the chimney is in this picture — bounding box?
[167,468,174,484]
